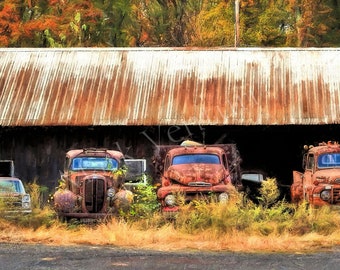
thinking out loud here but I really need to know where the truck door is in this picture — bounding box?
[303,153,314,200]
[304,153,314,185]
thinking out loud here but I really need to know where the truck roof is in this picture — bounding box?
[66,148,124,160]
[154,144,239,161]
[307,141,340,155]
[166,145,227,156]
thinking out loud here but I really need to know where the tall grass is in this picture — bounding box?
[166,178,340,236]
[1,178,340,252]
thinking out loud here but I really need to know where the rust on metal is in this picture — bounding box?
[1,47,340,126]
[155,143,241,213]
[291,141,340,206]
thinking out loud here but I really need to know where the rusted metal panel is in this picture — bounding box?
[0,47,340,126]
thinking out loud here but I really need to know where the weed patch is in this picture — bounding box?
[1,179,340,252]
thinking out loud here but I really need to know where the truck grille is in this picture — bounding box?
[185,192,214,203]
[84,178,105,213]
[2,198,21,208]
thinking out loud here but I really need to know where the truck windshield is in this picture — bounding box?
[0,180,24,193]
[317,153,340,168]
[71,157,118,171]
[172,154,220,165]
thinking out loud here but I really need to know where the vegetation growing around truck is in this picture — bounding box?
[1,177,340,253]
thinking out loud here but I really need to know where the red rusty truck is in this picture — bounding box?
[290,141,340,207]
[53,148,133,221]
[153,141,242,213]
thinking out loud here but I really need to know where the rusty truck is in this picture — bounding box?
[153,140,242,213]
[53,148,133,221]
[290,141,340,206]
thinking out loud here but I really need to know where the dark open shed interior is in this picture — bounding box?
[1,125,340,197]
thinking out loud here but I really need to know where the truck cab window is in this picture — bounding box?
[306,154,314,170]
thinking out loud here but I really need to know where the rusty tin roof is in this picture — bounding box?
[0,47,339,126]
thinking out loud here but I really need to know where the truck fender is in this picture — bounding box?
[291,171,304,203]
[114,190,134,212]
[53,189,77,213]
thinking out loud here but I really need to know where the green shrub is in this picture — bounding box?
[257,178,280,207]
[25,178,50,209]
[121,175,160,223]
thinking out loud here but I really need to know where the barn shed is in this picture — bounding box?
[0,47,340,190]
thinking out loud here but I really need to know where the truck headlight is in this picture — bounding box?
[107,188,115,198]
[22,194,30,202]
[164,194,176,206]
[320,190,331,201]
[22,194,31,209]
[218,192,229,203]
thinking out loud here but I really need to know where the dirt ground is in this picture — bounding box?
[1,242,340,270]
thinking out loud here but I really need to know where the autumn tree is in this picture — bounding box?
[0,0,22,46]
[238,0,290,46]
[20,0,60,47]
[139,0,202,46]
[1,0,340,47]
[325,0,340,46]
[192,0,235,46]
[17,0,104,47]
[99,0,142,47]
[285,0,337,47]
[46,0,104,47]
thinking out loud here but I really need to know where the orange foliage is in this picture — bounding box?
[23,16,59,38]
[0,36,9,47]
[48,0,60,5]
[49,0,103,26]
[0,3,21,46]
[240,0,256,8]
[0,4,20,24]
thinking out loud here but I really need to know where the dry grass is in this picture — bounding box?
[2,179,340,253]
[1,216,340,253]
[2,200,340,254]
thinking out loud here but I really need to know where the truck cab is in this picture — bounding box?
[291,141,340,206]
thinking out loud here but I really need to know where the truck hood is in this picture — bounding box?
[167,164,226,186]
[313,169,340,184]
[68,171,111,179]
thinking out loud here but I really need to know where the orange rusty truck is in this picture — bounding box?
[291,141,340,207]
[53,148,133,221]
[153,141,242,213]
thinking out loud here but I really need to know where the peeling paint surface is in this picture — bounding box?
[0,47,340,126]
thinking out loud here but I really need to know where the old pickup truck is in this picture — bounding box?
[290,141,340,206]
[153,141,242,213]
[0,160,31,214]
[53,148,133,221]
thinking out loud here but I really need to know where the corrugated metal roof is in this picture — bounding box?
[0,47,340,126]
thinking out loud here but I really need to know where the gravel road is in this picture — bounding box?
[1,243,340,270]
